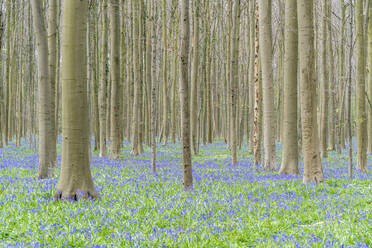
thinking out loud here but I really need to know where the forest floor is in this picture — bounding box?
[0,138,371,247]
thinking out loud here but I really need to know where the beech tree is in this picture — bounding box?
[109,0,121,159]
[298,0,324,183]
[280,0,298,175]
[355,0,367,171]
[31,0,52,179]
[55,0,98,200]
[259,0,275,171]
[179,0,192,191]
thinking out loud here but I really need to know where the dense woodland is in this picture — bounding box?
[0,0,371,198]
[0,0,371,246]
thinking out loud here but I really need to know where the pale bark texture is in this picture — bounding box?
[356,0,367,171]
[368,4,372,154]
[230,0,240,165]
[253,0,261,166]
[338,0,346,152]
[99,1,108,157]
[56,0,98,200]
[48,0,57,166]
[298,0,324,183]
[109,0,121,159]
[131,0,140,156]
[280,0,298,175]
[259,0,276,170]
[191,0,199,155]
[179,0,193,191]
[161,0,169,145]
[31,0,52,179]
[146,0,156,172]
[327,0,335,151]
[320,0,329,158]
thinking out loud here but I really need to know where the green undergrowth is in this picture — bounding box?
[0,139,371,247]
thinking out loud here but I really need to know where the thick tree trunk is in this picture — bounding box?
[179,0,193,191]
[56,0,98,200]
[298,0,324,184]
[280,0,299,175]
[109,0,121,159]
[31,0,52,179]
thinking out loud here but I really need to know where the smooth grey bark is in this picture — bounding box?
[179,0,193,191]
[280,0,299,175]
[56,0,98,200]
[31,0,52,179]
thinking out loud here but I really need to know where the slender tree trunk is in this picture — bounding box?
[0,2,4,148]
[253,0,261,166]
[131,0,140,155]
[356,0,367,171]
[230,0,240,165]
[31,0,52,179]
[348,0,354,177]
[338,0,346,152]
[48,0,57,166]
[148,0,156,173]
[161,0,169,145]
[179,0,192,191]
[298,0,324,184]
[280,0,298,175]
[320,0,329,158]
[368,3,372,154]
[328,1,335,151]
[98,1,108,157]
[171,5,178,144]
[190,0,199,155]
[259,0,276,170]
[55,0,98,200]
[109,0,121,159]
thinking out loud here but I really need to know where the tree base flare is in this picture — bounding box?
[54,189,98,201]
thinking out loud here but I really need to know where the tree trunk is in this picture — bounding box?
[259,0,276,170]
[179,0,193,191]
[356,0,367,171]
[161,0,169,146]
[109,0,121,159]
[254,0,261,166]
[131,0,140,155]
[48,0,57,166]
[280,0,298,175]
[338,0,346,152]
[55,0,98,200]
[190,0,199,155]
[368,3,372,154]
[328,1,335,151]
[98,1,108,157]
[298,0,324,183]
[320,0,329,158]
[230,0,240,165]
[148,0,156,173]
[31,0,52,179]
